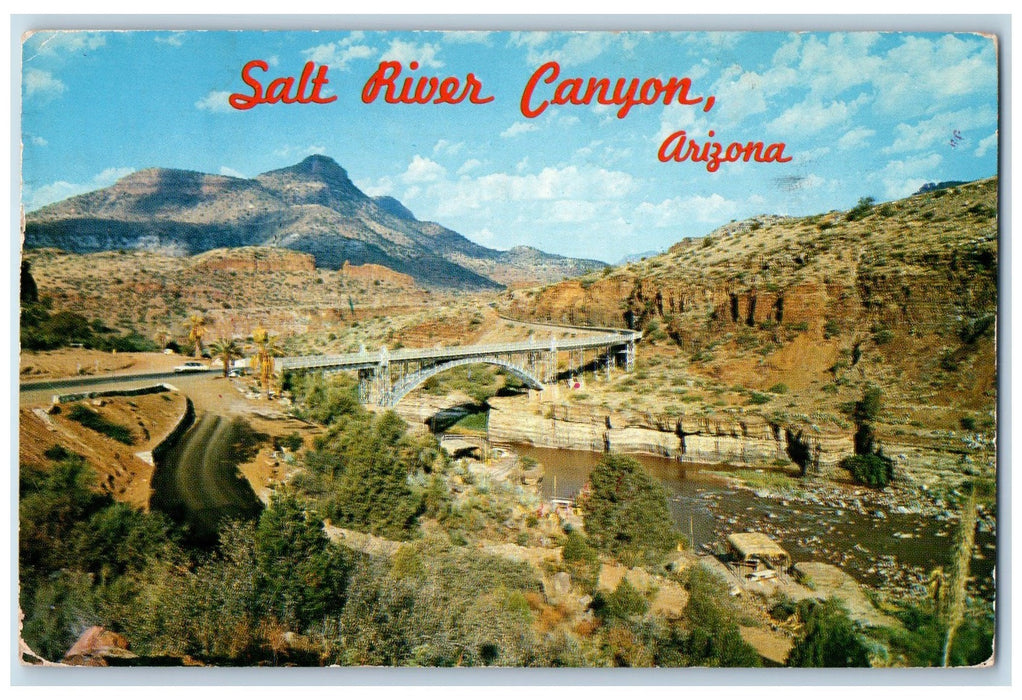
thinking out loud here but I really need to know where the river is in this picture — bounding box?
[511,444,997,601]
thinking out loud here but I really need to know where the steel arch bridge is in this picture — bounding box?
[387,356,544,407]
[278,329,641,407]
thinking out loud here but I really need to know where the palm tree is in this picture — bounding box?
[186,314,208,358]
[154,327,172,351]
[252,326,282,398]
[209,338,243,378]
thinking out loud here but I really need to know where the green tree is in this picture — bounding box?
[841,386,896,487]
[846,196,876,221]
[592,577,648,622]
[839,453,894,489]
[253,490,350,628]
[561,530,601,591]
[786,597,871,667]
[679,566,761,667]
[208,338,244,378]
[579,454,681,566]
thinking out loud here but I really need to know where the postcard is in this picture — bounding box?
[17,25,999,671]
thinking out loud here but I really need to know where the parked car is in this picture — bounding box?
[173,361,207,373]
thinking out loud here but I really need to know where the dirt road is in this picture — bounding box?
[150,412,264,544]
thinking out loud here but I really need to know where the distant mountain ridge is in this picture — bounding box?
[24,155,606,289]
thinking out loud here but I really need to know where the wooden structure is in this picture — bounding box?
[726,532,791,573]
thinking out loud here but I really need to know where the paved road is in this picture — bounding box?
[18,370,234,410]
[19,369,215,394]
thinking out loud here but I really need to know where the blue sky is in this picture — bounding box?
[20,29,999,259]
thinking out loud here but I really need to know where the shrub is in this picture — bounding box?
[561,530,600,591]
[873,328,894,345]
[67,405,134,445]
[839,453,894,488]
[591,577,648,622]
[846,196,876,222]
[787,597,871,667]
[579,455,682,567]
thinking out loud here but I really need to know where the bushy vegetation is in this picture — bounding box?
[672,566,762,667]
[786,597,871,667]
[839,453,895,489]
[877,597,994,667]
[21,298,159,352]
[846,196,876,222]
[295,377,443,539]
[591,578,648,622]
[67,404,135,445]
[560,530,601,591]
[19,457,182,660]
[337,539,541,666]
[841,385,895,487]
[579,454,682,567]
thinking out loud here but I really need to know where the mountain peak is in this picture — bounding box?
[373,195,416,221]
[294,154,348,178]
[259,154,352,185]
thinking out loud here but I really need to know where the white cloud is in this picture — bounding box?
[471,227,498,244]
[400,155,447,184]
[656,103,713,143]
[23,68,65,100]
[838,127,875,151]
[427,164,636,222]
[154,32,186,47]
[433,139,464,157]
[546,200,599,223]
[883,107,997,154]
[875,34,996,115]
[443,31,493,45]
[457,159,482,175]
[796,33,883,97]
[501,121,539,138]
[303,39,375,71]
[709,62,800,124]
[25,166,133,211]
[380,39,444,68]
[219,167,247,179]
[357,176,394,197]
[27,31,107,58]
[272,144,328,161]
[767,94,866,135]
[194,90,233,113]
[636,193,739,226]
[873,153,943,200]
[975,132,998,158]
[509,32,623,67]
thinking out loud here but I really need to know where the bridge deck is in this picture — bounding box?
[279,331,641,373]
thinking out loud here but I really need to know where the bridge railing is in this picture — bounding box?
[279,330,642,372]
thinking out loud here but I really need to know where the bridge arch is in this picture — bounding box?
[385,356,544,407]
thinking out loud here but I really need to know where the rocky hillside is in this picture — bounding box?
[24,155,604,289]
[500,178,998,481]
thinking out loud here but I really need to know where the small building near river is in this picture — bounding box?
[727,532,791,573]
